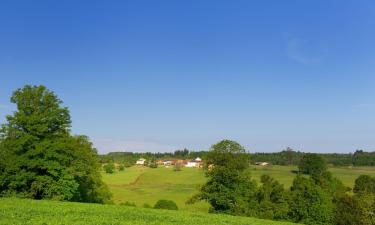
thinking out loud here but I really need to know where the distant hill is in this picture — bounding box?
[0,198,297,225]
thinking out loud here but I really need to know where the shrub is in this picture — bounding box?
[120,201,136,207]
[104,163,115,174]
[174,162,182,171]
[119,165,125,171]
[153,200,178,210]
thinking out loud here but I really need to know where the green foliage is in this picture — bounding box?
[353,175,375,194]
[104,163,115,174]
[148,158,158,168]
[255,175,289,220]
[120,201,136,207]
[288,176,334,225]
[205,139,250,171]
[352,150,375,166]
[154,199,179,210]
[191,140,257,215]
[119,164,125,171]
[298,153,327,176]
[335,194,375,225]
[0,85,111,203]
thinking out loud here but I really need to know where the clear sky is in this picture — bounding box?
[1,1,375,153]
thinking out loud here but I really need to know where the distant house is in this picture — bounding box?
[136,158,146,165]
[185,157,203,168]
[163,160,172,166]
[255,162,269,166]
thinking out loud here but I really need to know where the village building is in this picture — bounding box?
[185,157,203,168]
[255,162,270,166]
[136,158,146,165]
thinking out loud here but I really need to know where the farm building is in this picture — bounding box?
[136,158,146,165]
[185,157,203,168]
[255,162,270,166]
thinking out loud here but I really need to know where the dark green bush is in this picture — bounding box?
[153,200,178,210]
[120,201,136,207]
[104,163,115,174]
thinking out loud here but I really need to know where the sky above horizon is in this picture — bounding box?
[1,1,375,154]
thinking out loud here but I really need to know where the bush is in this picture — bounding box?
[123,161,133,168]
[119,165,125,171]
[174,162,182,171]
[153,200,178,210]
[120,201,136,207]
[104,163,115,174]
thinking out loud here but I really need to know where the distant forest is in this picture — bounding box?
[99,148,375,167]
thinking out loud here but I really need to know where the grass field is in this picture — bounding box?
[102,165,375,212]
[0,198,297,225]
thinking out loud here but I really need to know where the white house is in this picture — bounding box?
[185,157,203,168]
[186,161,198,168]
[136,158,146,165]
[255,162,269,166]
[163,160,172,166]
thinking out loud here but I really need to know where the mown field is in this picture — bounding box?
[102,165,375,212]
[0,198,297,225]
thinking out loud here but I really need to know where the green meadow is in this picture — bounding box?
[103,165,375,212]
[0,198,297,225]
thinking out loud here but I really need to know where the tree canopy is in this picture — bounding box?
[0,85,111,203]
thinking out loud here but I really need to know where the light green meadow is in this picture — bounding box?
[102,165,375,212]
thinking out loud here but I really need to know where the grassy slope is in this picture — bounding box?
[102,166,210,212]
[102,165,375,212]
[0,198,297,225]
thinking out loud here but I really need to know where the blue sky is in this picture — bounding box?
[1,0,375,153]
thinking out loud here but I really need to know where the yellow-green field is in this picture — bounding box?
[0,198,298,225]
[102,165,375,212]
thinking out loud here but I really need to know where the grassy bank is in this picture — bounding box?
[0,198,296,225]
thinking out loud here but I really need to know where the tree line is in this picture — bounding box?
[98,150,208,166]
[100,148,375,167]
[251,149,375,167]
[188,140,375,225]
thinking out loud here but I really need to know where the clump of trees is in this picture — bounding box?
[189,139,375,225]
[154,199,178,210]
[0,85,112,203]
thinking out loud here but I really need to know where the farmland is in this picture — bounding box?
[102,165,375,212]
[0,198,297,225]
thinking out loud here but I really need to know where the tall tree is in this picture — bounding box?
[298,153,327,176]
[288,176,334,225]
[0,85,111,203]
[188,140,257,215]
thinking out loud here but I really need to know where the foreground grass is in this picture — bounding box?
[0,198,296,225]
[102,165,375,212]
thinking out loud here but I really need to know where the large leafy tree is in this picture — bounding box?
[353,175,375,194]
[0,85,111,203]
[288,176,334,225]
[298,153,327,176]
[189,140,257,215]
